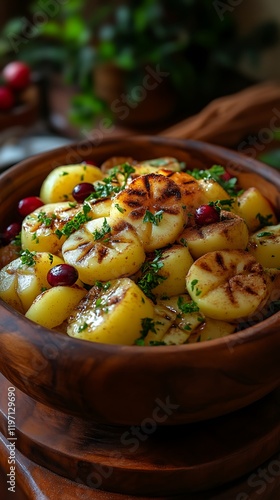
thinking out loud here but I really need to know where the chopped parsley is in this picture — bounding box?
[86,163,135,201]
[95,297,109,313]
[137,249,166,301]
[55,203,92,239]
[190,279,199,291]
[180,238,188,247]
[114,203,126,213]
[78,322,88,332]
[256,231,273,238]
[31,232,39,243]
[209,199,235,213]
[48,254,54,264]
[93,218,111,241]
[186,165,238,196]
[177,296,200,314]
[256,213,273,227]
[95,280,111,290]
[37,211,56,227]
[148,340,167,346]
[11,231,21,248]
[143,209,164,226]
[20,249,36,266]
[134,317,156,345]
[60,171,69,176]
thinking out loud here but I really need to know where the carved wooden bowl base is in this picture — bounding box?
[0,373,280,499]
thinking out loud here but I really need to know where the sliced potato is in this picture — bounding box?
[178,211,249,259]
[25,285,86,328]
[62,217,145,285]
[40,164,103,204]
[186,249,268,321]
[248,224,280,268]
[0,252,65,313]
[67,278,154,345]
[236,187,277,232]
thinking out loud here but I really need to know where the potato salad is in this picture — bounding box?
[0,156,280,346]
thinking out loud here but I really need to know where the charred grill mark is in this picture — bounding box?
[112,219,130,233]
[226,280,238,305]
[130,207,146,219]
[144,175,152,194]
[199,261,212,272]
[243,285,259,296]
[95,243,109,263]
[215,252,227,270]
[159,206,182,215]
[122,188,148,208]
[244,259,263,274]
[156,185,182,203]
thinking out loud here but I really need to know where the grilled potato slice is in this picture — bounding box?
[186,249,268,321]
[0,252,65,313]
[62,217,145,285]
[248,224,280,268]
[110,173,186,252]
[67,278,154,345]
[178,211,249,259]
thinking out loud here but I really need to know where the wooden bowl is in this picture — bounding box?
[0,136,280,427]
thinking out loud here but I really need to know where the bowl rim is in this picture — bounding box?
[1,134,280,356]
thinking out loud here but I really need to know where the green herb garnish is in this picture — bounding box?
[20,249,36,266]
[114,203,126,213]
[256,231,273,238]
[256,213,273,227]
[87,163,135,201]
[93,218,111,241]
[78,322,88,332]
[143,209,164,226]
[177,296,200,314]
[55,203,92,239]
[190,279,199,291]
[134,317,156,345]
[37,211,56,227]
[95,281,111,290]
[137,250,166,301]
[187,165,238,196]
[209,199,235,212]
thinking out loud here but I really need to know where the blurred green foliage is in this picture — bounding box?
[0,0,279,128]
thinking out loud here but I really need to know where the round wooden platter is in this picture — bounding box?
[0,374,280,499]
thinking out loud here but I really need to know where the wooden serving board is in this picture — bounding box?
[0,373,280,499]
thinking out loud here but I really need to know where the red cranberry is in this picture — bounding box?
[82,160,96,166]
[47,264,79,287]
[195,205,220,226]
[18,196,44,217]
[72,182,95,203]
[3,61,31,90]
[220,171,234,182]
[0,86,15,111]
[2,222,21,244]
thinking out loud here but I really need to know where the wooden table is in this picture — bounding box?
[0,372,280,500]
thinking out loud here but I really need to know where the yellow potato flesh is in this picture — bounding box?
[0,253,64,313]
[62,218,145,284]
[236,187,277,232]
[186,250,268,321]
[25,286,86,328]
[40,164,103,204]
[67,278,154,345]
[180,212,249,259]
[248,224,280,268]
[152,245,194,297]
